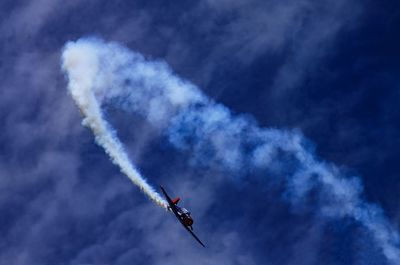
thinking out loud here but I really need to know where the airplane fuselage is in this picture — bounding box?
[177,209,194,227]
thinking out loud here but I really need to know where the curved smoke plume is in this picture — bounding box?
[61,37,399,264]
[62,39,168,209]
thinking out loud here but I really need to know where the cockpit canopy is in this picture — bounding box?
[181,207,191,216]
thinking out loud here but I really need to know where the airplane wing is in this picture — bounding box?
[183,224,206,247]
[160,186,206,248]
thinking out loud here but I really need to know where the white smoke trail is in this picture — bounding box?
[61,39,168,209]
[61,37,400,264]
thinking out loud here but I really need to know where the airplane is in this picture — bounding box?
[160,186,205,247]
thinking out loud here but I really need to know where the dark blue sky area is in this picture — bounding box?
[0,0,399,265]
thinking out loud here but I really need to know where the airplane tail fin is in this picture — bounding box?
[172,197,180,205]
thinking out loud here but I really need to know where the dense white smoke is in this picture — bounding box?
[62,39,168,209]
[61,37,399,264]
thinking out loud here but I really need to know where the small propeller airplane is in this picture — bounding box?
[160,186,205,247]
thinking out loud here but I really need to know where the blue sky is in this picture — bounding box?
[1,0,400,264]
